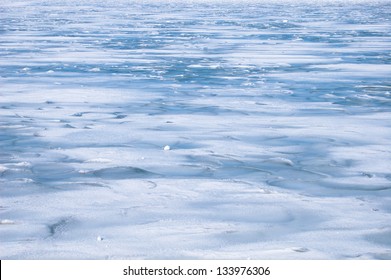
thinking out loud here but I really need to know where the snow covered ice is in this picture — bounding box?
[1,0,391,259]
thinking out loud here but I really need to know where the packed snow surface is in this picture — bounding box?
[1,0,391,259]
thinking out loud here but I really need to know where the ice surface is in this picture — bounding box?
[1,0,391,259]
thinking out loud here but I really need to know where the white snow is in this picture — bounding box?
[0,219,15,225]
[0,0,391,260]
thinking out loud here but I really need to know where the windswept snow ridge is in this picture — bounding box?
[1,0,391,259]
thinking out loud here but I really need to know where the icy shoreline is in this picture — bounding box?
[1,0,391,259]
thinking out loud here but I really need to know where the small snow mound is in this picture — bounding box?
[0,165,8,172]
[85,158,112,163]
[163,145,171,151]
[97,236,104,241]
[0,219,15,225]
[267,157,294,166]
[18,178,34,183]
[14,161,31,167]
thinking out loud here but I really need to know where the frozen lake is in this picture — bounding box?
[1,0,391,259]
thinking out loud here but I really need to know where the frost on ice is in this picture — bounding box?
[0,0,391,259]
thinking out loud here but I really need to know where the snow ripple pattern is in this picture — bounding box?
[1,0,391,259]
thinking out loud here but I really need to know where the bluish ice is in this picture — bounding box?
[1,0,391,259]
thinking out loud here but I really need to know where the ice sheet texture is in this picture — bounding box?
[1,0,391,259]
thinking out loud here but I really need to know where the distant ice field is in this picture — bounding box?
[1,0,391,259]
